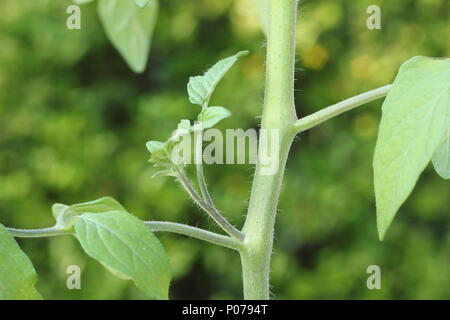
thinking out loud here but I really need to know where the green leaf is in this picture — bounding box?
[373,56,450,240]
[98,0,159,73]
[432,132,450,179]
[0,224,42,300]
[135,0,151,8]
[254,0,269,36]
[146,120,193,168]
[52,197,128,230]
[146,140,165,153]
[187,51,249,107]
[65,197,127,214]
[146,140,171,165]
[198,106,232,129]
[74,210,171,299]
[52,203,76,230]
[176,119,192,132]
[169,119,192,142]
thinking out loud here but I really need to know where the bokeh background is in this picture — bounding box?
[0,0,449,299]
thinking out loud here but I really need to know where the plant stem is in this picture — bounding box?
[292,84,392,133]
[177,169,244,240]
[240,0,298,300]
[197,164,214,206]
[6,227,71,238]
[145,221,242,250]
[196,137,215,206]
[7,221,241,250]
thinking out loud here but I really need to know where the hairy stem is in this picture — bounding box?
[177,169,244,240]
[6,227,72,238]
[240,0,298,300]
[196,134,215,206]
[7,221,241,250]
[197,164,212,205]
[145,221,242,250]
[292,84,392,133]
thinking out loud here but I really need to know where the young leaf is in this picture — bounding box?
[52,197,128,231]
[198,106,232,129]
[135,0,151,8]
[0,224,42,300]
[187,51,249,107]
[52,203,77,230]
[67,197,127,214]
[373,56,450,240]
[169,119,192,142]
[146,140,172,165]
[432,133,450,179]
[98,0,159,73]
[146,120,193,168]
[74,211,171,299]
[146,141,165,153]
[176,119,192,133]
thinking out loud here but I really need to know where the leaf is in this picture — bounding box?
[98,0,159,73]
[198,106,232,129]
[146,141,165,154]
[74,211,171,299]
[187,51,249,107]
[253,0,269,36]
[432,132,450,179]
[169,119,191,140]
[146,140,171,165]
[0,224,42,300]
[373,56,450,240]
[135,0,151,8]
[52,203,76,230]
[65,197,127,215]
[52,197,128,231]
[146,120,193,168]
[176,119,191,132]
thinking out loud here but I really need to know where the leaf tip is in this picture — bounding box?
[376,211,390,241]
[236,50,250,58]
[129,63,147,74]
[377,228,386,242]
[146,141,163,153]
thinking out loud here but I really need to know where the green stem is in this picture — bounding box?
[195,132,215,206]
[145,221,242,251]
[292,84,392,133]
[6,227,71,238]
[197,164,213,205]
[177,169,244,240]
[7,221,241,250]
[240,0,298,300]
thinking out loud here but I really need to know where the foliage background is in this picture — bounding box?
[0,0,448,299]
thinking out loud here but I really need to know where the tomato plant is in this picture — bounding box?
[1,0,448,300]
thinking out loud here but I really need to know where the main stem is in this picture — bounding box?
[240,0,298,300]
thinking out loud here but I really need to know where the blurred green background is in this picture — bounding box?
[0,0,449,299]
